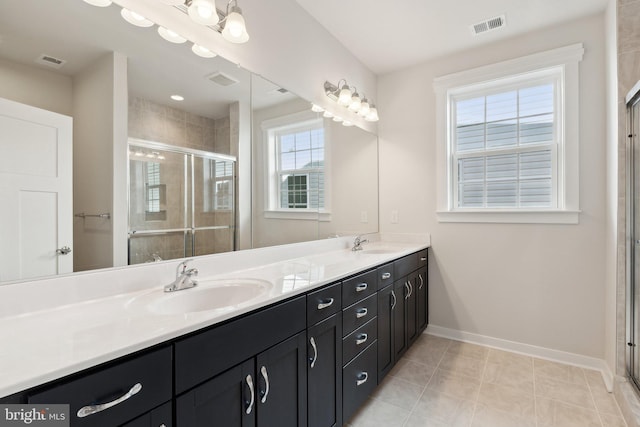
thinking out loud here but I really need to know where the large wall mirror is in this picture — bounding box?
[0,0,378,285]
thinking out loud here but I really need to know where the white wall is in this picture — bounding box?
[378,14,607,359]
[0,58,72,116]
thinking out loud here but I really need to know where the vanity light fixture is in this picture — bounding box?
[82,0,112,7]
[332,116,343,123]
[121,8,154,27]
[221,1,250,43]
[158,26,187,43]
[323,80,379,122]
[192,44,217,58]
[311,104,324,113]
[171,95,185,101]
[322,111,334,119]
[187,0,219,26]
[342,120,353,127]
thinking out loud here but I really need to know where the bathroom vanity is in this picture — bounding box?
[0,237,429,426]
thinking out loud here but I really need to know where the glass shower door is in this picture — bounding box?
[629,93,640,388]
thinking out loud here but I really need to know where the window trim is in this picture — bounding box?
[433,43,584,224]
[261,110,331,221]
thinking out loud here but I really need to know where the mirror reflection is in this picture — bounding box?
[0,0,378,285]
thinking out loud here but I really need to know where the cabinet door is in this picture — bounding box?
[307,314,343,427]
[377,284,395,382]
[406,273,418,347]
[122,402,172,427]
[256,332,307,427]
[176,360,256,427]
[416,267,428,333]
[393,279,407,359]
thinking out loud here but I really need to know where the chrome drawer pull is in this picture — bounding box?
[245,374,255,415]
[356,372,369,386]
[260,366,270,404]
[356,308,368,318]
[391,290,397,310]
[310,337,318,368]
[420,256,427,262]
[381,272,391,280]
[408,281,413,298]
[418,273,424,290]
[356,333,368,345]
[77,382,142,418]
[355,283,368,292]
[317,298,334,310]
[404,282,410,300]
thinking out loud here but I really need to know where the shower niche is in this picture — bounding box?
[128,139,236,265]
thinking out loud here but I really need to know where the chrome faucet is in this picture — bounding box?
[352,235,369,251]
[165,259,199,292]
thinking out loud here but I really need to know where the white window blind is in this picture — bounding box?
[452,79,558,209]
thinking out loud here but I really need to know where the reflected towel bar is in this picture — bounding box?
[75,212,111,219]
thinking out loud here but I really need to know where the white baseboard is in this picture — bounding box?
[426,324,614,392]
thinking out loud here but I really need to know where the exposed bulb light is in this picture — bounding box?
[83,0,112,7]
[358,100,370,117]
[311,104,324,113]
[365,106,379,122]
[332,116,343,123]
[171,95,185,101]
[323,111,334,119]
[191,43,217,58]
[158,26,187,44]
[121,8,154,27]
[338,85,352,106]
[348,92,362,112]
[342,121,354,127]
[188,0,219,26]
[222,5,250,43]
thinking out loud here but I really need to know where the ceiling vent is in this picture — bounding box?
[470,15,506,36]
[269,87,289,95]
[206,71,239,87]
[35,54,66,69]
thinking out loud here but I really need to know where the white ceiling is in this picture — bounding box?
[295,0,609,75]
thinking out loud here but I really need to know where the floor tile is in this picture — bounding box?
[437,353,486,380]
[389,357,437,387]
[347,397,409,427]
[405,339,450,367]
[487,348,533,370]
[600,412,628,427]
[476,382,535,418]
[482,361,535,394]
[535,374,596,410]
[534,358,588,386]
[470,402,536,427]
[371,376,424,410]
[536,397,602,427]
[427,369,482,401]
[405,389,475,427]
[445,341,489,361]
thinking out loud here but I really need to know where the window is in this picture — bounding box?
[203,159,234,211]
[434,44,584,224]
[146,162,161,213]
[262,111,330,220]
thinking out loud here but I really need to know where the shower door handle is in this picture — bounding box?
[56,246,72,255]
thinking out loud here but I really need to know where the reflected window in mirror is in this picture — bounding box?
[204,159,234,212]
[262,111,330,218]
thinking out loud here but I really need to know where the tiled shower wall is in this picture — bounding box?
[127,97,234,263]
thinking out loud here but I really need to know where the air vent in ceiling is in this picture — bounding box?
[269,87,289,95]
[206,71,239,87]
[35,54,66,69]
[470,15,506,36]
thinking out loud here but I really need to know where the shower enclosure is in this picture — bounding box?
[128,139,236,265]
[627,86,640,389]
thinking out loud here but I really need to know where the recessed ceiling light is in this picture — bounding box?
[171,95,185,101]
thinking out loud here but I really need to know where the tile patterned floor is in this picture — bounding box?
[345,334,627,427]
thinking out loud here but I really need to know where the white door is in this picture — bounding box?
[0,97,73,282]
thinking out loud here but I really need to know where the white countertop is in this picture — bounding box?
[0,234,429,397]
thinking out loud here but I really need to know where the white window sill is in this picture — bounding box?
[264,210,332,222]
[436,210,580,224]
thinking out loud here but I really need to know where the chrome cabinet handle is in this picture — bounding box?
[77,383,142,418]
[356,308,368,318]
[381,272,391,280]
[420,256,427,262]
[260,366,270,404]
[391,290,397,310]
[355,283,368,292]
[56,246,72,255]
[404,281,411,300]
[310,337,318,368]
[418,273,424,290]
[317,298,334,310]
[356,372,369,386]
[408,281,413,298]
[356,333,368,345]
[245,374,255,415]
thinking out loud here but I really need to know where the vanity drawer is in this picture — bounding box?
[343,341,377,423]
[122,401,172,427]
[28,347,172,427]
[175,295,306,394]
[394,253,418,278]
[307,282,342,326]
[343,318,377,365]
[343,293,377,336]
[342,269,377,307]
[376,263,394,290]
[417,249,428,268]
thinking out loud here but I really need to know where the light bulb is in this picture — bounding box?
[366,106,379,122]
[348,93,362,112]
[311,104,324,113]
[121,8,154,27]
[359,100,370,117]
[323,111,334,118]
[332,116,343,123]
[188,0,219,26]
[158,27,186,43]
[338,86,352,105]
[83,0,112,6]
[171,95,185,101]
[222,6,249,43]
[192,44,217,58]
[342,121,354,127]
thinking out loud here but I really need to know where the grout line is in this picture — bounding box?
[466,347,489,427]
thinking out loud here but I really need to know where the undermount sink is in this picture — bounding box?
[133,279,273,315]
